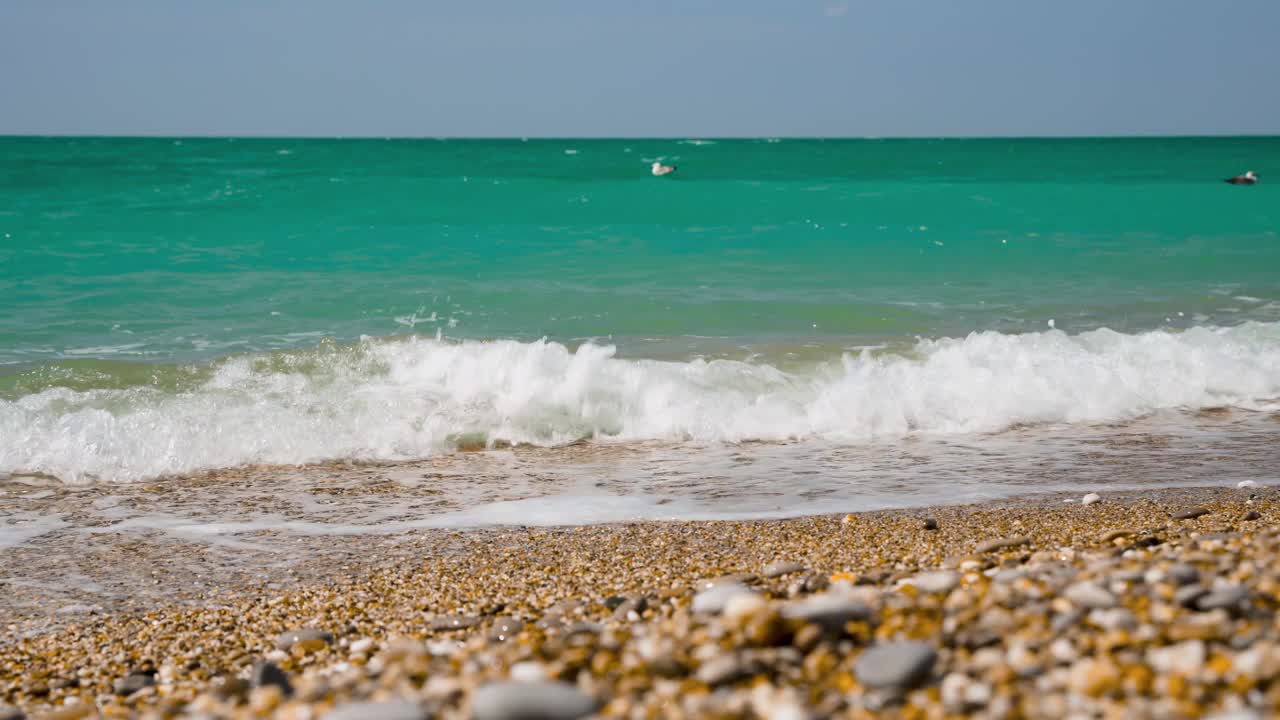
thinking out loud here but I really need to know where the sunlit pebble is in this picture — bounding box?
[1047,319,1055,328]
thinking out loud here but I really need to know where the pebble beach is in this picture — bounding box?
[2,485,1277,720]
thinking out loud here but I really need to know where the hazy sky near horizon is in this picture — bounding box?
[3,1,1278,137]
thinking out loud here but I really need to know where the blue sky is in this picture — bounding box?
[2,0,1278,137]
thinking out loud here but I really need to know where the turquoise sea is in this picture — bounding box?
[2,136,1279,497]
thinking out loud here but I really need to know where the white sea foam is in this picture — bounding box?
[2,323,1279,483]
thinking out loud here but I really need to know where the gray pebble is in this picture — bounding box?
[781,594,874,631]
[1166,564,1200,586]
[854,641,937,690]
[113,671,155,696]
[472,681,600,720]
[323,700,426,720]
[763,561,806,578]
[692,573,757,592]
[692,583,754,614]
[910,570,960,594]
[251,661,292,696]
[1064,582,1116,609]
[1196,585,1250,611]
[696,655,752,686]
[1243,511,1262,521]
[489,616,525,641]
[1174,585,1209,608]
[1172,507,1210,520]
[274,628,334,652]
[0,705,24,720]
[923,517,939,531]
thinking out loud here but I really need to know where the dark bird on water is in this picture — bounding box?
[1225,170,1258,185]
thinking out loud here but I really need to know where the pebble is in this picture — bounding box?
[251,661,292,696]
[1082,493,1101,506]
[471,681,599,720]
[781,594,873,631]
[112,671,154,696]
[1064,582,1117,609]
[1166,563,1200,585]
[696,654,752,686]
[1196,585,1250,611]
[1147,639,1206,674]
[763,561,805,578]
[274,628,333,652]
[692,583,755,614]
[854,641,937,690]
[975,537,1029,553]
[923,517,939,531]
[907,570,960,594]
[1172,507,1211,520]
[430,614,480,631]
[322,700,426,720]
[1243,510,1262,521]
[0,707,21,720]
[692,573,757,591]
[1174,584,1210,608]
[489,616,525,641]
[1236,480,1261,489]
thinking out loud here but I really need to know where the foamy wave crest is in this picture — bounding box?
[3,323,1280,483]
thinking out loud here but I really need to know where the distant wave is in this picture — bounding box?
[3,323,1279,483]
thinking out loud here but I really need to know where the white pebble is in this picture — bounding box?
[1237,480,1261,489]
[1082,493,1101,506]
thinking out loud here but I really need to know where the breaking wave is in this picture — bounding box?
[3,322,1279,483]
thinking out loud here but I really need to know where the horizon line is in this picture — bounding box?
[2,133,1279,142]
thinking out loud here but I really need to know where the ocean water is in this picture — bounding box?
[2,137,1279,511]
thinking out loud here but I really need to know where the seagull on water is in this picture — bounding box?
[651,161,677,177]
[1225,170,1258,185]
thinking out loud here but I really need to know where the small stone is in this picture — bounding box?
[1068,658,1118,697]
[802,573,830,593]
[348,637,375,655]
[1082,493,1101,506]
[781,594,873,631]
[1236,480,1261,489]
[1064,582,1116,609]
[251,661,292,696]
[1147,640,1206,674]
[692,573,757,591]
[1243,511,1262,521]
[722,592,770,627]
[489,616,525,641]
[1089,608,1137,631]
[907,570,960,594]
[1196,585,1250,612]
[923,517,939,531]
[696,654,752,686]
[975,537,1029,554]
[275,628,334,652]
[323,700,426,720]
[692,584,755,614]
[430,614,480,631]
[0,707,22,720]
[1172,508,1210,520]
[113,672,154,696]
[1173,585,1209,608]
[763,561,805,578]
[1166,564,1200,586]
[854,641,937,690]
[471,681,600,720]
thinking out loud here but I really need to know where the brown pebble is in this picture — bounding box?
[1243,511,1262,521]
